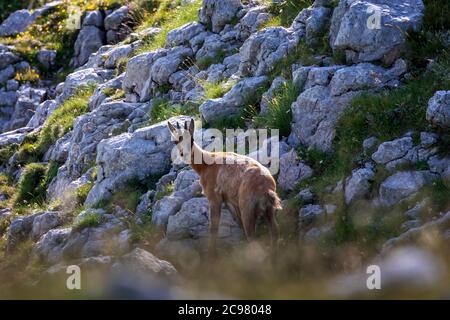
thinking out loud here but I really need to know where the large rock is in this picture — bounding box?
[0,1,62,36]
[290,61,407,151]
[26,100,58,128]
[71,25,105,67]
[30,211,62,241]
[31,228,71,264]
[0,127,33,148]
[199,76,268,123]
[344,167,375,204]
[330,0,425,65]
[290,85,356,151]
[383,211,450,251]
[122,47,193,102]
[426,91,450,129]
[62,210,130,259]
[199,0,243,33]
[166,22,206,47]
[372,137,414,165]
[379,171,438,207]
[235,5,270,41]
[239,26,302,77]
[157,197,243,261]
[85,116,190,206]
[0,91,18,108]
[58,67,113,102]
[104,6,130,44]
[36,49,57,69]
[7,86,47,131]
[0,65,15,85]
[112,248,177,279]
[152,169,202,227]
[0,51,20,70]
[277,150,313,192]
[292,5,332,47]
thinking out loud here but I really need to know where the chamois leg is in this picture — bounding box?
[208,200,222,259]
[242,209,257,241]
[266,207,279,253]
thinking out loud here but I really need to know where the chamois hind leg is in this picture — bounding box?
[208,199,222,259]
[266,207,279,253]
[241,205,257,241]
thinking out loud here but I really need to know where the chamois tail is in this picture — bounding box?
[266,190,282,211]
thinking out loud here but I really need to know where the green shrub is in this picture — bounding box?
[0,144,18,163]
[405,0,450,72]
[76,182,94,205]
[266,0,315,27]
[135,0,202,53]
[13,162,58,207]
[202,80,236,99]
[253,81,299,137]
[73,211,103,230]
[154,182,174,201]
[197,51,226,70]
[17,85,95,163]
[149,98,199,124]
[14,163,47,206]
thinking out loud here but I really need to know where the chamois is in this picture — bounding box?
[167,119,282,256]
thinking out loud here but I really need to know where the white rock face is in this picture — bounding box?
[199,0,243,33]
[0,1,62,36]
[330,0,425,65]
[426,91,450,129]
[122,47,193,102]
[61,210,130,259]
[290,61,407,151]
[372,137,414,165]
[345,167,375,204]
[277,150,313,192]
[379,171,438,207]
[157,197,243,260]
[152,169,202,227]
[239,26,303,77]
[85,116,191,206]
[200,76,269,123]
[112,248,178,278]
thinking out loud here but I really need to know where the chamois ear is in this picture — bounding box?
[189,119,195,136]
[167,121,177,137]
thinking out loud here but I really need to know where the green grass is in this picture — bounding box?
[0,0,29,22]
[149,98,199,124]
[16,85,95,163]
[266,0,315,27]
[0,144,18,163]
[253,81,299,137]
[405,0,450,73]
[267,41,318,79]
[0,174,15,208]
[196,51,227,70]
[73,211,103,230]
[202,80,236,99]
[135,0,202,54]
[102,87,125,100]
[154,182,174,201]
[13,162,58,207]
[296,52,450,198]
[75,182,94,205]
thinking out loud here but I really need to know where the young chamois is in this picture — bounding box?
[167,119,282,256]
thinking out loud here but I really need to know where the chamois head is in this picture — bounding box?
[167,118,195,162]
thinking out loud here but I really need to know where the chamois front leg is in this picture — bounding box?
[208,199,222,259]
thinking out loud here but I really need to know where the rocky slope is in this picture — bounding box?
[0,0,449,298]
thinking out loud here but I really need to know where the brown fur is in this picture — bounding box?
[168,120,282,256]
